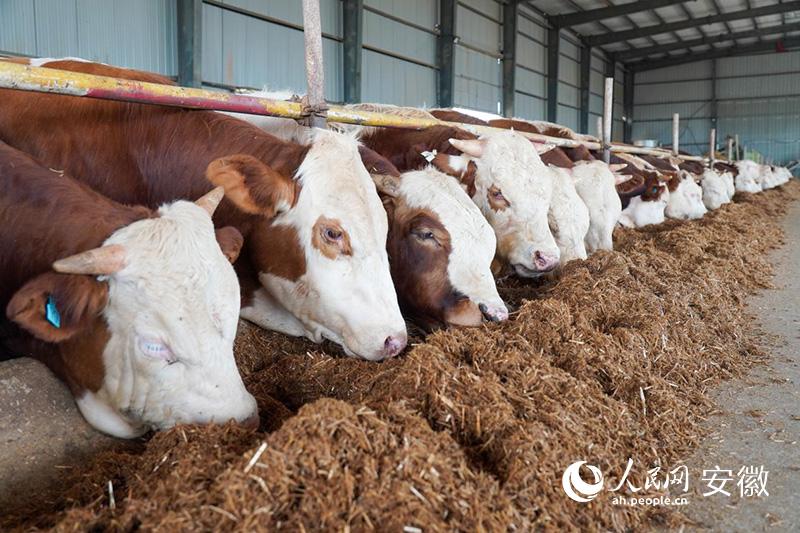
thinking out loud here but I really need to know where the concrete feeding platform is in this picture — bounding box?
[0,358,121,512]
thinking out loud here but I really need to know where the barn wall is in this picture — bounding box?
[0,0,626,137]
[0,0,178,76]
[633,51,800,165]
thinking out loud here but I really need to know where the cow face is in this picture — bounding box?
[665,171,707,220]
[436,131,560,278]
[618,175,669,228]
[7,190,257,438]
[383,167,507,329]
[216,132,407,361]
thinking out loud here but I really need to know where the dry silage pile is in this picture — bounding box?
[4,183,798,532]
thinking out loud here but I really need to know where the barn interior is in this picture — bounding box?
[1,1,799,530]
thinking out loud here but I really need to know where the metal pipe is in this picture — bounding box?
[709,128,716,167]
[735,134,740,160]
[602,77,613,163]
[727,137,733,161]
[672,113,680,155]
[0,61,706,160]
[301,0,327,129]
[596,116,603,139]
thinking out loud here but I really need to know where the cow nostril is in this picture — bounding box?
[479,303,499,322]
[383,335,405,358]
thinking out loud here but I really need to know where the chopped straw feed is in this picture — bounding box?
[4,182,799,532]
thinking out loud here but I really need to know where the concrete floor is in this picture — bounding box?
[681,198,800,531]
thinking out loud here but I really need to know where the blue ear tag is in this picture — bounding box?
[45,295,61,329]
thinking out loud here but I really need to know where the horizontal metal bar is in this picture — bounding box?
[362,44,438,70]
[0,61,707,160]
[203,0,342,42]
[550,0,694,29]
[362,5,438,36]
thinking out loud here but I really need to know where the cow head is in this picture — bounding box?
[7,189,257,438]
[665,171,707,220]
[433,131,560,278]
[378,167,507,329]
[618,172,669,228]
[210,132,407,361]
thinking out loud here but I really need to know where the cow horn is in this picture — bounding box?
[371,173,401,197]
[609,163,628,172]
[195,186,225,216]
[449,138,485,158]
[52,244,127,275]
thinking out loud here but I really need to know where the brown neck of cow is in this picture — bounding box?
[359,126,477,172]
[0,91,308,234]
[0,144,150,307]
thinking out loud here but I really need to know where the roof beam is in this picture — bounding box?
[548,0,693,28]
[630,36,800,72]
[585,1,800,46]
[617,21,800,60]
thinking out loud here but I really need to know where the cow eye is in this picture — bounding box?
[413,229,438,244]
[651,186,659,194]
[492,190,505,201]
[324,227,342,241]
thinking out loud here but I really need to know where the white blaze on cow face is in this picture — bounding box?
[547,166,590,263]
[665,172,707,220]
[734,160,764,193]
[700,169,732,210]
[253,131,407,361]
[447,131,560,278]
[399,167,507,322]
[569,161,622,253]
[618,189,669,228]
[77,200,256,438]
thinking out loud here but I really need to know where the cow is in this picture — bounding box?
[0,141,258,438]
[637,155,706,220]
[225,96,508,328]
[483,118,623,254]
[0,58,406,361]
[734,160,765,192]
[348,114,560,277]
[609,153,670,228]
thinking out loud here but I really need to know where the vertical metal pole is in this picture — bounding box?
[709,128,716,167]
[727,137,733,161]
[437,0,457,108]
[579,43,591,134]
[602,77,613,163]
[735,134,740,160]
[623,68,634,144]
[302,0,327,129]
[672,113,680,156]
[547,26,560,122]
[177,0,203,88]
[501,1,518,117]
[596,116,603,139]
[342,0,363,104]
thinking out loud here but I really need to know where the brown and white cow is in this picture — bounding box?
[0,58,406,361]
[607,153,670,228]
[223,99,508,328]
[350,115,560,277]
[638,155,706,220]
[0,141,257,438]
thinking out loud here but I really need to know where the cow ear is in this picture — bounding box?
[459,161,478,197]
[215,226,244,263]
[206,155,296,218]
[7,273,108,343]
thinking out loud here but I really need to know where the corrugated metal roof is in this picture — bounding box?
[521,0,800,71]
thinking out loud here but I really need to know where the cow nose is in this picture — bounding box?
[479,303,509,322]
[533,251,558,272]
[383,335,407,358]
[240,413,260,430]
